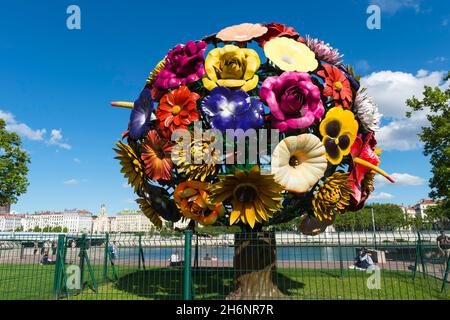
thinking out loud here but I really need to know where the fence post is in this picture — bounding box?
[53,234,66,299]
[441,254,450,293]
[183,230,193,300]
[338,231,344,279]
[413,231,427,280]
[103,233,109,281]
[79,234,86,289]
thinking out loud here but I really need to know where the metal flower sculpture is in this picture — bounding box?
[112,22,395,299]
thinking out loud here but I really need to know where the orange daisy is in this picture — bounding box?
[156,86,200,138]
[317,64,353,108]
[141,130,174,181]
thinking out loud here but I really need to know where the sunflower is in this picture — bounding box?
[141,130,174,181]
[312,171,353,221]
[113,141,145,193]
[136,197,163,229]
[209,166,283,228]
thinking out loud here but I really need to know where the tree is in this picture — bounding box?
[334,203,407,231]
[0,119,30,206]
[424,204,450,229]
[406,72,450,214]
[33,226,42,232]
[62,227,68,233]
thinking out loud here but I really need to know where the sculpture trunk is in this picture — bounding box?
[227,231,284,300]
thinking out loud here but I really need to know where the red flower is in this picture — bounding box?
[256,22,303,47]
[141,130,174,181]
[156,86,200,138]
[317,64,353,108]
[348,133,394,210]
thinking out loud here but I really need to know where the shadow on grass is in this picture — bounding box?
[114,267,306,300]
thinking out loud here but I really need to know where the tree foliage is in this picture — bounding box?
[0,119,30,206]
[406,71,450,211]
[334,203,407,231]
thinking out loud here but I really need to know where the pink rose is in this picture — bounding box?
[260,71,324,132]
[154,40,207,90]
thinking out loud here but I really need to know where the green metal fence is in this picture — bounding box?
[0,230,449,300]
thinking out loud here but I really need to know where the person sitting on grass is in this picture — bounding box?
[349,248,374,270]
[169,250,183,267]
[40,253,55,265]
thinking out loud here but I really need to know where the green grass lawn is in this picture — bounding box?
[1,264,448,300]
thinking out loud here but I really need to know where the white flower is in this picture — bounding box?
[304,35,343,66]
[271,134,327,193]
[354,88,382,132]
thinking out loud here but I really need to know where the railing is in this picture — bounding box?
[0,230,448,300]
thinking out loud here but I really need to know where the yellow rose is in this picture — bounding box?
[202,45,260,92]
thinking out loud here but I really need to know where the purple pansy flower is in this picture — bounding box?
[129,88,153,140]
[201,87,264,132]
[155,40,207,90]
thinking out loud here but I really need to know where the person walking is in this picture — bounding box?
[33,241,38,256]
[437,231,450,273]
[108,241,117,265]
[51,240,57,257]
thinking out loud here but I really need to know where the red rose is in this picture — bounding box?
[256,22,303,47]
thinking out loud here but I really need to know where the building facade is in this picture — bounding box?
[0,213,23,232]
[21,209,93,233]
[402,199,437,220]
[92,204,111,233]
[114,210,153,233]
[0,205,11,214]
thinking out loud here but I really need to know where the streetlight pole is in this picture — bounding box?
[371,207,377,249]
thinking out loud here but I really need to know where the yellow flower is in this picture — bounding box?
[202,45,260,92]
[209,166,283,229]
[264,37,318,72]
[113,141,145,193]
[136,198,163,229]
[312,172,353,221]
[146,57,166,86]
[172,135,219,182]
[319,106,358,165]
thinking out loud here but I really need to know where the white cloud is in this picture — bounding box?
[122,183,131,189]
[360,70,447,119]
[369,192,394,200]
[369,0,421,15]
[73,158,81,164]
[377,111,427,150]
[48,129,72,150]
[0,110,72,150]
[375,172,426,188]
[361,70,449,151]
[63,179,79,185]
[0,110,46,141]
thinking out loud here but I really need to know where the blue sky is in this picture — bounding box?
[1,0,449,215]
